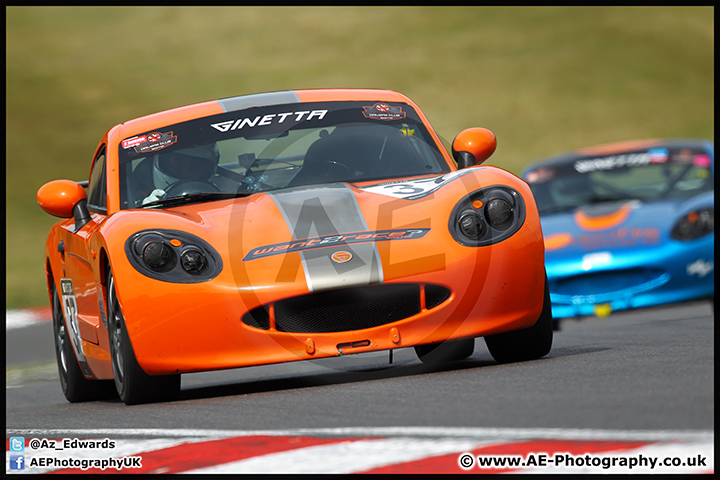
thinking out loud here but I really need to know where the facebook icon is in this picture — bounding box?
[10,455,25,471]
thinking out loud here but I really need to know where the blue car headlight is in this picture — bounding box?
[125,229,222,282]
[449,186,526,246]
[671,208,714,241]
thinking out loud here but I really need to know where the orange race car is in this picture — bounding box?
[37,89,552,405]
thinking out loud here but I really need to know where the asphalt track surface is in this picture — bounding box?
[5,301,714,473]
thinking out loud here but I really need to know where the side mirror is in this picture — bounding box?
[37,180,91,231]
[451,128,497,168]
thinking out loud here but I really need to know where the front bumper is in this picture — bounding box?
[114,229,546,376]
[547,235,714,319]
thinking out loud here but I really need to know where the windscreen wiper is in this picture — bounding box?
[142,192,251,209]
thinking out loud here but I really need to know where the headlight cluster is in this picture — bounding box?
[671,208,714,241]
[449,186,526,246]
[125,229,222,283]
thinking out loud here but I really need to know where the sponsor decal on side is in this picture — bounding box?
[243,228,430,261]
[687,259,713,278]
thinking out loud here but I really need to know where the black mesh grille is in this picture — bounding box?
[425,284,451,309]
[274,284,421,333]
[242,306,270,330]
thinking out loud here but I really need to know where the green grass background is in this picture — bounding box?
[6,6,714,309]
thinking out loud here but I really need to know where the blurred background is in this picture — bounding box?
[6,6,713,309]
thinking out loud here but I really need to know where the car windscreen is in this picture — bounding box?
[524,146,714,215]
[118,101,449,209]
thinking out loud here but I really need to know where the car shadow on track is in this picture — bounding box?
[90,357,497,405]
[177,357,498,401]
[92,343,601,405]
[170,344,610,403]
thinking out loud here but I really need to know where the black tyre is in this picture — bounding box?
[51,281,114,402]
[107,271,180,405]
[484,274,553,364]
[415,338,475,365]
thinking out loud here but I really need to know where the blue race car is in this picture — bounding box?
[521,139,713,326]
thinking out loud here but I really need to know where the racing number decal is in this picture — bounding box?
[60,279,90,373]
[361,169,477,200]
[383,184,426,196]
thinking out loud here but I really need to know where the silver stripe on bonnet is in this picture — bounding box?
[215,91,301,112]
[267,184,383,293]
